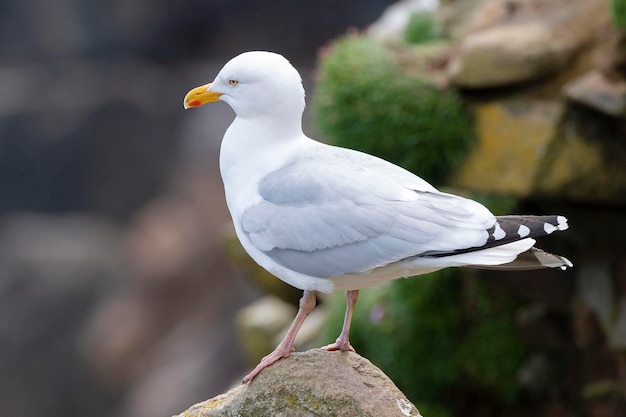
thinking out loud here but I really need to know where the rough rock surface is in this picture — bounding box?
[445,0,608,88]
[174,349,421,417]
[447,22,564,88]
[450,98,626,203]
[236,295,330,367]
[452,100,564,196]
[564,70,626,117]
[235,296,296,365]
[367,0,439,41]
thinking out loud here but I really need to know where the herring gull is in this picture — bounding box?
[183,51,572,383]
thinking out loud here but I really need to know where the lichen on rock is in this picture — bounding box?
[174,350,421,417]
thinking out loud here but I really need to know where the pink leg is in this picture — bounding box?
[243,290,317,383]
[322,289,359,352]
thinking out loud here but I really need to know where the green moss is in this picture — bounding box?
[203,396,226,409]
[458,317,525,402]
[362,270,464,400]
[314,36,475,185]
[404,12,444,44]
[464,192,518,216]
[314,34,525,414]
[611,0,626,29]
[286,393,299,408]
[278,388,372,416]
[414,402,454,417]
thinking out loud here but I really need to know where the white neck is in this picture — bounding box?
[218,116,309,216]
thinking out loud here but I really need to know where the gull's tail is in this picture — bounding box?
[426,215,572,270]
[474,246,573,270]
[467,215,572,270]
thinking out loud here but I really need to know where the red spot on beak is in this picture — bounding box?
[188,99,202,107]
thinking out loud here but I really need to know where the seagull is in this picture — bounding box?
[183,51,572,383]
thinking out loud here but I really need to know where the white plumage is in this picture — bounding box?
[184,51,572,383]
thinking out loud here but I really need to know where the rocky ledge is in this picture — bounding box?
[174,349,421,417]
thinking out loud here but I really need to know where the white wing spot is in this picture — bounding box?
[517,224,530,237]
[493,223,506,240]
[544,222,557,234]
[557,215,569,230]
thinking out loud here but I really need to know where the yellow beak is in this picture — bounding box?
[183,84,222,109]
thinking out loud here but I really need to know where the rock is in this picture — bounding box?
[445,0,610,88]
[279,307,328,352]
[440,0,518,39]
[535,108,626,204]
[367,0,440,41]
[443,0,607,39]
[235,296,297,365]
[564,70,626,118]
[447,22,565,88]
[174,350,421,417]
[236,296,329,367]
[452,100,564,196]
[452,99,626,203]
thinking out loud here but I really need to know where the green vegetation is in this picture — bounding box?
[463,192,518,216]
[321,269,526,415]
[313,36,475,185]
[611,0,626,29]
[315,34,525,415]
[404,12,444,44]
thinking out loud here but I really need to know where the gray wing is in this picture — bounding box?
[241,148,495,278]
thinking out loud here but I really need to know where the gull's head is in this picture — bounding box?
[184,51,306,120]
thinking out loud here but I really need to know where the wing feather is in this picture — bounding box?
[241,147,495,278]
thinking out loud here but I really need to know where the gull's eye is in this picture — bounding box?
[228,79,239,87]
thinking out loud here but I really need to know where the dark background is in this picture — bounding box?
[0,1,396,416]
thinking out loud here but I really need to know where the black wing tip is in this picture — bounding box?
[491,215,570,242]
[421,215,572,263]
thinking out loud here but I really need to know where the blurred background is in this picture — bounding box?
[0,1,394,416]
[2,0,626,416]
